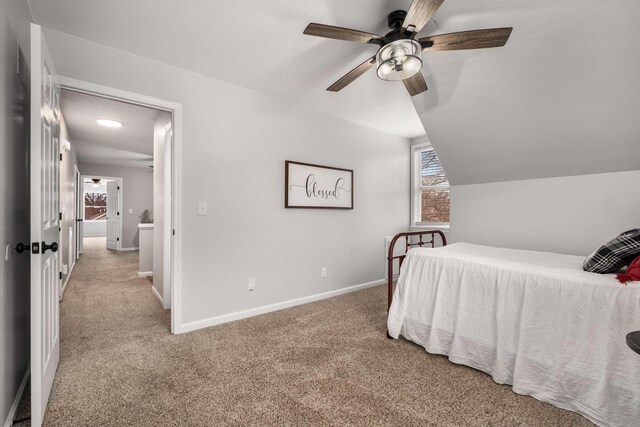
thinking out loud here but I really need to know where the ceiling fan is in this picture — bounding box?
[303,0,513,96]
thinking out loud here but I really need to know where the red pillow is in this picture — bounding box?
[616,256,640,284]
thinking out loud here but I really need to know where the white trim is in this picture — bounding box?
[151,285,164,307]
[120,247,139,252]
[410,144,450,228]
[138,271,153,277]
[162,124,172,310]
[60,76,183,335]
[61,262,75,296]
[4,366,29,427]
[178,279,385,334]
[410,225,450,231]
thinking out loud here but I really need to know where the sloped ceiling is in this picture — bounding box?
[412,0,640,184]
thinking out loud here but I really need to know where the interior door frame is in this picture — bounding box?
[162,123,173,308]
[59,76,183,334]
[81,175,123,250]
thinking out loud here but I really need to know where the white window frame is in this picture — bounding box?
[82,188,107,222]
[410,143,450,229]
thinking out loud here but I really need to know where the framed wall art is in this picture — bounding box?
[285,161,353,209]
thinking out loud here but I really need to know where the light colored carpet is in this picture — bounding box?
[25,237,593,426]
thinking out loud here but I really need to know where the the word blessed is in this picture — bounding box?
[292,174,349,200]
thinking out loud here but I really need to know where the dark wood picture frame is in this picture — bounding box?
[285,160,354,209]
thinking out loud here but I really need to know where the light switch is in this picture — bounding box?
[129,209,133,214]
[198,201,208,216]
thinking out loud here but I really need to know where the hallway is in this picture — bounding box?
[44,237,170,424]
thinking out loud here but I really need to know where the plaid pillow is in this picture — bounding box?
[584,229,640,273]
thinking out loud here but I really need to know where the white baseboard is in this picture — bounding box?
[177,279,385,334]
[138,271,152,277]
[120,247,139,252]
[4,365,29,427]
[151,285,164,307]
[61,262,75,297]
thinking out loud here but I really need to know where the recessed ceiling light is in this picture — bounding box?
[97,119,122,128]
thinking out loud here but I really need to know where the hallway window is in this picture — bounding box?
[84,192,107,220]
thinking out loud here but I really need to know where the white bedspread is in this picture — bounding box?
[387,243,640,427]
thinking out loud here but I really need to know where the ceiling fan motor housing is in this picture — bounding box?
[387,10,407,30]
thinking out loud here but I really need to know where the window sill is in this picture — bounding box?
[409,224,450,232]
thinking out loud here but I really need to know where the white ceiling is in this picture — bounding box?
[61,90,160,168]
[29,0,430,138]
[33,0,639,183]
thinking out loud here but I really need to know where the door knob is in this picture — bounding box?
[15,243,30,254]
[42,241,58,253]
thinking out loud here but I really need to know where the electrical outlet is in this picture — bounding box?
[248,277,256,291]
[321,267,327,278]
[198,201,207,216]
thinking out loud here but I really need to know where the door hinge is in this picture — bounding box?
[172,229,175,236]
[59,153,63,161]
[117,212,120,216]
[59,212,62,220]
[59,271,63,280]
[117,186,120,190]
[31,242,40,254]
[117,237,120,242]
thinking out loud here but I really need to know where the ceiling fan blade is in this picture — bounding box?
[402,0,445,33]
[304,23,382,44]
[420,27,513,51]
[403,72,428,96]
[327,56,376,92]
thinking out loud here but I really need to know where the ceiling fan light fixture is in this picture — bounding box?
[376,39,422,82]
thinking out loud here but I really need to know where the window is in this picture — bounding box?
[411,145,450,227]
[84,192,107,220]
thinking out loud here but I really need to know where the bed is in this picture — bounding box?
[386,231,640,427]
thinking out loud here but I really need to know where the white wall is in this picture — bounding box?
[0,1,32,425]
[450,170,640,256]
[153,112,171,308]
[80,164,153,248]
[83,221,106,237]
[44,28,411,328]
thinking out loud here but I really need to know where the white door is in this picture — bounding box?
[30,23,60,427]
[75,167,83,257]
[106,180,119,250]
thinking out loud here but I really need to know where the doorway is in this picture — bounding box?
[80,176,123,251]
[60,86,176,318]
[60,77,182,334]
